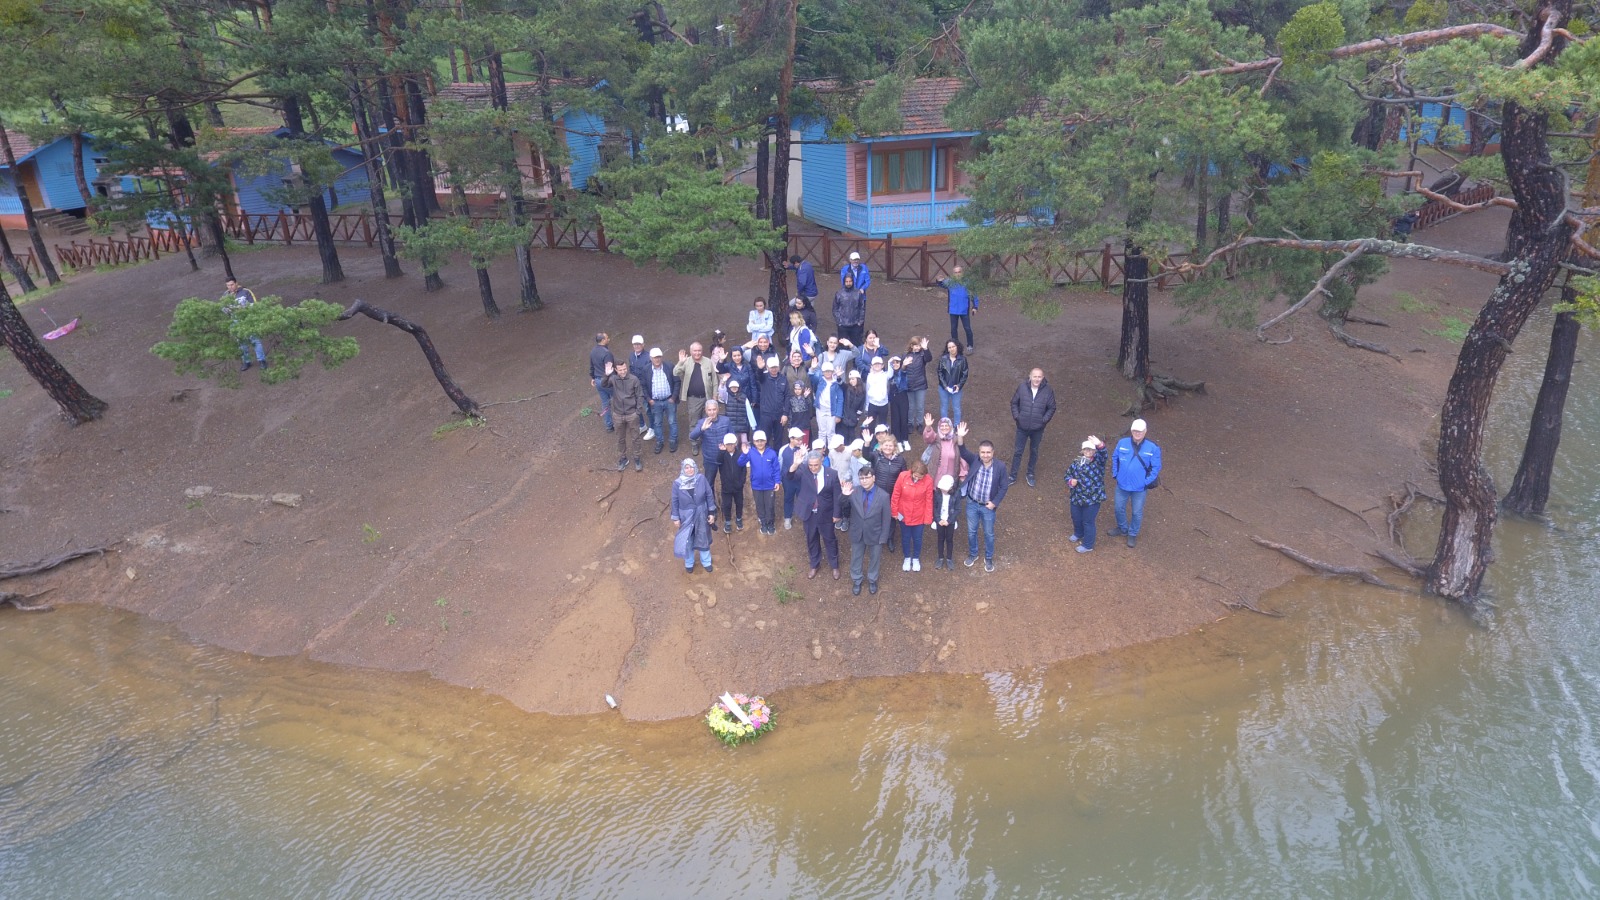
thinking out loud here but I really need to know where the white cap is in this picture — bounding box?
[1131,419,1148,431]
[812,439,825,449]
[753,430,767,441]
[649,347,663,357]
[938,474,955,491]
[631,334,644,344]
[847,369,861,380]
[767,356,781,367]
[821,362,835,372]
[723,433,738,444]
[849,438,864,452]
[829,433,845,447]
[788,427,804,438]
[849,251,861,260]
[873,423,889,433]
[1082,440,1097,450]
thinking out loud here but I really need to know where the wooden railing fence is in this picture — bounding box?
[29,185,1492,292]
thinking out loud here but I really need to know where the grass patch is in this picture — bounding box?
[773,565,804,604]
[432,416,486,438]
[0,388,12,401]
[361,523,381,543]
[1020,296,1062,322]
[1425,316,1471,343]
[1394,291,1436,314]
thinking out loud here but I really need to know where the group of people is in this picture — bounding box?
[588,253,1164,589]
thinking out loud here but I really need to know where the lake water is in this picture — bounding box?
[2,308,1596,898]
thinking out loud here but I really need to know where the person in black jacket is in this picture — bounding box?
[900,336,933,432]
[755,354,788,442]
[714,433,750,532]
[937,341,968,424]
[1009,368,1057,487]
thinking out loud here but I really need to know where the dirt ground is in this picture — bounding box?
[0,209,1510,719]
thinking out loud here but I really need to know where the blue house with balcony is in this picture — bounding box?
[426,80,612,205]
[0,128,111,230]
[795,78,978,239]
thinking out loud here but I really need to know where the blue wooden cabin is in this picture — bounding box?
[426,81,611,205]
[795,78,978,238]
[0,128,111,229]
[216,127,370,215]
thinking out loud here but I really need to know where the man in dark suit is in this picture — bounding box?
[847,466,893,595]
[795,450,842,580]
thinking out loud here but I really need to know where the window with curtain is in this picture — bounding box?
[868,146,952,196]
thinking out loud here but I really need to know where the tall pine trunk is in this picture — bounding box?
[0,226,38,293]
[282,95,344,284]
[1502,299,1580,517]
[347,66,403,278]
[0,117,62,286]
[1427,6,1573,600]
[0,279,106,424]
[1117,244,1150,381]
[765,0,799,308]
[486,50,541,311]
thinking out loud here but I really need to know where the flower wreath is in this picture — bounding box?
[706,693,775,746]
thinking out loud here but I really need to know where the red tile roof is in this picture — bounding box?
[806,77,968,136]
[0,127,43,165]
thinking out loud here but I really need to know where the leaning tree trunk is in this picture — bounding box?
[1502,300,1580,517]
[473,266,499,319]
[0,226,38,293]
[1116,244,1151,381]
[754,125,770,222]
[337,298,480,416]
[1427,27,1573,601]
[0,116,62,286]
[0,280,107,424]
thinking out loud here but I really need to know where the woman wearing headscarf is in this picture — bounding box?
[920,412,964,491]
[671,458,717,573]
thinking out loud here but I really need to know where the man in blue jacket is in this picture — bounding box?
[1110,418,1162,548]
[741,430,783,534]
[936,265,978,351]
[787,255,818,307]
[955,421,1009,572]
[840,250,871,297]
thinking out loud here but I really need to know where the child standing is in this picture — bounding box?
[715,433,749,532]
[930,474,961,569]
[741,430,782,534]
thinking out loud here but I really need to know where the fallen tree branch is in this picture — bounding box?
[1195,575,1285,617]
[0,545,107,580]
[1329,321,1399,358]
[1249,535,1409,591]
[1257,247,1367,337]
[480,389,564,409]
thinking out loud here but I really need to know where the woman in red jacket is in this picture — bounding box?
[891,460,935,573]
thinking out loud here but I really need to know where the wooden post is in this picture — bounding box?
[822,233,832,273]
[545,217,556,249]
[279,212,292,246]
[362,211,373,247]
[885,234,894,282]
[1100,244,1112,289]
[920,241,929,285]
[148,225,160,260]
[597,221,608,253]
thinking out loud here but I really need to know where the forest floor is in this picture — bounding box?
[0,208,1509,719]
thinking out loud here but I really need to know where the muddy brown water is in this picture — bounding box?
[1,307,1597,897]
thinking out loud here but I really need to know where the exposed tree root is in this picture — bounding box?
[0,545,107,580]
[1122,371,1207,416]
[1195,574,1285,617]
[1249,535,1408,591]
[0,589,55,612]
[1294,484,1379,537]
[1369,546,1427,578]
